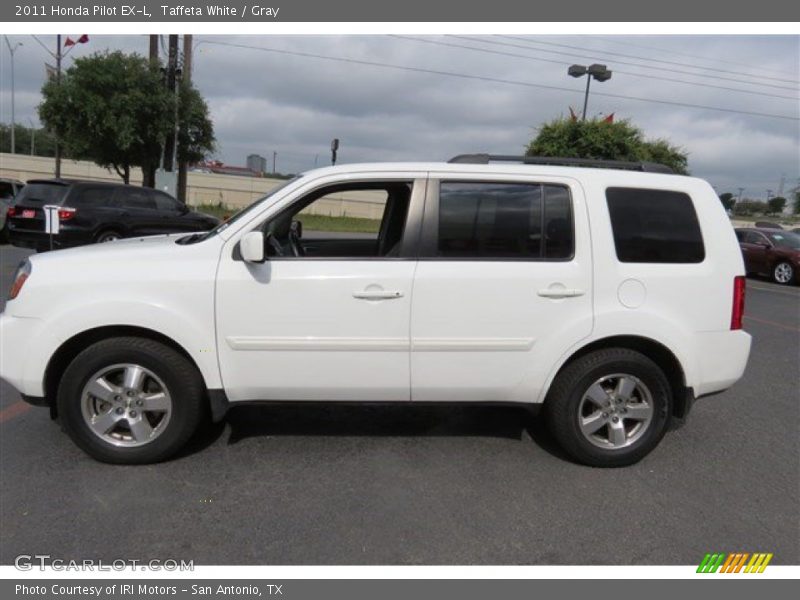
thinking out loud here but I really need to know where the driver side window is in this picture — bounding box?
[263,181,414,259]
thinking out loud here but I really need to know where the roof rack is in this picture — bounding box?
[448,154,674,174]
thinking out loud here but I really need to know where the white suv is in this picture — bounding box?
[0,155,752,466]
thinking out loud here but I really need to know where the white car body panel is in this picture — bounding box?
[0,161,751,413]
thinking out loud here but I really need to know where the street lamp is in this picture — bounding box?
[568,63,612,121]
[3,36,23,153]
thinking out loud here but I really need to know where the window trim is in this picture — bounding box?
[417,179,576,262]
[240,178,427,262]
[605,186,706,265]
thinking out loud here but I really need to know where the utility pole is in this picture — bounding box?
[3,37,22,154]
[29,118,35,155]
[163,35,179,173]
[272,151,277,174]
[54,34,62,177]
[737,187,745,203]
[177,34,192,203]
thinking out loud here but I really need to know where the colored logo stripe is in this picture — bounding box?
[697,552,772,573]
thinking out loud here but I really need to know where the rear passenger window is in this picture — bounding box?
[71,187,113,208]
[606,187,704,263]
[437,182,573,259]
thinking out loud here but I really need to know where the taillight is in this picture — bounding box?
[731,275,746,330]
[8,260,32,301]
[6,206,15,218]
[58,207,77,221]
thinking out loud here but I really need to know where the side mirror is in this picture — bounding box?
[240,231,265,263]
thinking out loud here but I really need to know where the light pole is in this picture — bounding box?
[3,36,23,153]
[568,63,612,120]
[28,118,35,155]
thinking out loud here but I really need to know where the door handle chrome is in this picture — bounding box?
[537,288,585,299]
[353,290,404,300]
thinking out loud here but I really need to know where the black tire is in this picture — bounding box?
[57,337,206,464]
[772,261,795,285]
[95,229,122,243]
[545,348,672,467]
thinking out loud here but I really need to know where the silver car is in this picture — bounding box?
[0,178,25,241]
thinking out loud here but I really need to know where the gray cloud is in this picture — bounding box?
[1,34,797,198]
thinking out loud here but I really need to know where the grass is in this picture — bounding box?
[196,204,381,234]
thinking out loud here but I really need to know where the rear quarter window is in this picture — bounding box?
[606,187,705,263]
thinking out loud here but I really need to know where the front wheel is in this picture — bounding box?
[772,261,795,285]
[545,348,672,467]
[57,337,206,464]
[96,230,122,243]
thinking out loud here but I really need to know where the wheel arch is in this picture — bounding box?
[44,325,209,418]
[544,335,692,419]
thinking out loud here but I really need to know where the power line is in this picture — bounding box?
[460,36,798,92]
[496,35,800,86]
[197,39,799,122]
[593,35,800,80]
[391,35,797,101]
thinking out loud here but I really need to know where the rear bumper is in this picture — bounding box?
[8,226,92,251]
[693,330,752,397]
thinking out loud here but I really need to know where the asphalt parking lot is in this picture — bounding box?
[0,243,797,566]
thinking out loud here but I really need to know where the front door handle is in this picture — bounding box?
[353,290,404,300]
[537,288,585,299]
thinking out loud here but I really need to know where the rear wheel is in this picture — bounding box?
[545,348,672,467]
[57,337,206,464]
[96,230,122,243]
[772,261,795,285]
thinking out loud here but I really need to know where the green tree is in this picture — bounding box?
[0,123,57,157]
[767,196,787,214]
[794,191,800,215]
[38,50,214,186]
[718,192,735,211]
[526,117,689,174]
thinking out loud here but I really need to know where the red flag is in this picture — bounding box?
[603,113,615,123]
[568,107,577,122]
[64,37,75,47]
[77,34,89,44]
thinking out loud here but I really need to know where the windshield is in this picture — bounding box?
[766,231,800,250]
[179,176,302,244]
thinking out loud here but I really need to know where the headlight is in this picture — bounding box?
[8,259,31,300]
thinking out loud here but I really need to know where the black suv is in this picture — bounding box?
[7,179,219,251]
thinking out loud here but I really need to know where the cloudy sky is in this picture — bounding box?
[1,34,798,198]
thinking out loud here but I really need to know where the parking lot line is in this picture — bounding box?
[744,315,800,333]
[747,284,800,297]
[0,401,31,424]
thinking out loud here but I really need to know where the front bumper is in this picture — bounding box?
[0,312,54,398]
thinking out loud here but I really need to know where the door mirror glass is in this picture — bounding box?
[240,231,265,263]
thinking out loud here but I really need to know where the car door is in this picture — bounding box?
[409,176,593,403]
[112,187,163,236]
[742,231,770,274]
[215,175,426,402]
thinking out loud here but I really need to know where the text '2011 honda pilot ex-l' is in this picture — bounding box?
[0,155,751,466]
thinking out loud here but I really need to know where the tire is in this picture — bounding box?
[96,230,122,243]
[57,337,206,464]
[545,348,672,467]
[772,261,795,285]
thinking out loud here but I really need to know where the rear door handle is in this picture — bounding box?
[353,290,404,300]
[537,288,585,299]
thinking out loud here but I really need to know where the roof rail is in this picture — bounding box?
[448,154,674,174]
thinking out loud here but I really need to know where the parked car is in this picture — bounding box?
[0,155,752,466]
[753,221,783,230]
[7,179,219,251]
[735,227,800,285]
[0,177,25,242]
